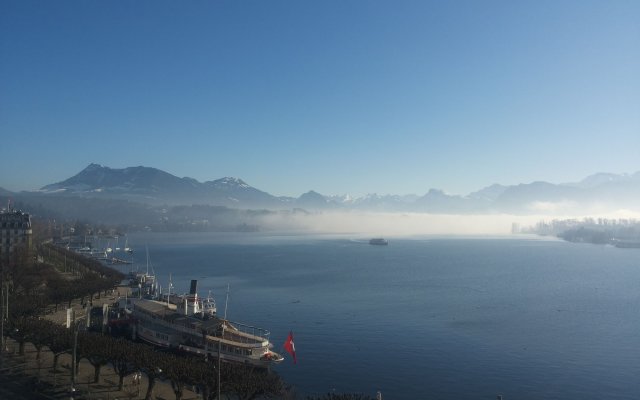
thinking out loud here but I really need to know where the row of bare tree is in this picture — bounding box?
[8,317,287,400]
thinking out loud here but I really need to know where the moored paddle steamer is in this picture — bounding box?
[132,280,283,367]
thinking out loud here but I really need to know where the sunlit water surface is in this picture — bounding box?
[121,233,640,400]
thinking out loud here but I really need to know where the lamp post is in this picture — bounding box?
[0,286,3,370]
[1,282,5,360]
[70,312,90,400]
[70,319,81,400]
[0,281,8,370]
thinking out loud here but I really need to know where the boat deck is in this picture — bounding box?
[134,300,269,346]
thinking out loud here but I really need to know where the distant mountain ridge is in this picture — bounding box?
[33,164,640,214]
[40,163,287,208]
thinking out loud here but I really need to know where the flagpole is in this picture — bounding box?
[224,284,229,320]
[218,283,229,400]
[217,336,221,400]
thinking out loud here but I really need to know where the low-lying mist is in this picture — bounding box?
[258,209,640,236]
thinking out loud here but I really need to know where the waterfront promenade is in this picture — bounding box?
[0,286,203,400]
[1,337,203,400]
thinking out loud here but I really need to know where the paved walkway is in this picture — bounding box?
[0,337,203,400]
[0,286,203,400]
[43,285,131,327]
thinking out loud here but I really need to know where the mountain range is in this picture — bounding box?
[38,163,285,208]
[5,164,640,215]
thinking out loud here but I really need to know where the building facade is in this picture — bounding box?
[0,210,33,264]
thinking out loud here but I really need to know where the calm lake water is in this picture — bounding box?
[122,233,640,399]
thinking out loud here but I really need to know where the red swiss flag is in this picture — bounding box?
[284,331,297,364]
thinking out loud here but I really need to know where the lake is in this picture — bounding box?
[122,233,640,399]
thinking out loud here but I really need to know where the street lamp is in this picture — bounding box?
[1,282,8,350]
[1,281,6,367]
[70,312,90,400]
[70,319,81,400]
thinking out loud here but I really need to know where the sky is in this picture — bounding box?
[1,0,639,198]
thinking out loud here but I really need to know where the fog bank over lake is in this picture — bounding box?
[259,210,640,236]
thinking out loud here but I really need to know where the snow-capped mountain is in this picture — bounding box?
[564,172,636,189]
[30,164,640,214]
[40,164,284,208]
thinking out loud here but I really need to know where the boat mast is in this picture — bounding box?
[224,283,230,320]
[167,273,172,307]
[217,331,222,400]
[145,245,149,276]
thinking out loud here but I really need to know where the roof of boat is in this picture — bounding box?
[134,299,178,317]
[134,299,229,333]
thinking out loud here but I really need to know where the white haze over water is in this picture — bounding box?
[261,210,640,236]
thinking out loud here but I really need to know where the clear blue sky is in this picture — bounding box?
[1,0,638,197]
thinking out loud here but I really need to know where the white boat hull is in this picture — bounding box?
[132,299,283,367]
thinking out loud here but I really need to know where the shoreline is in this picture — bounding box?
[7,284,206,400]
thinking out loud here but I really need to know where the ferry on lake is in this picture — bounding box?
[131,280,283,367]
[369,238,389,245]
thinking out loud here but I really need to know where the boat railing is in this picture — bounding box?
[135,302,272,345]
[144,314,270,345]
[214,320,271,344]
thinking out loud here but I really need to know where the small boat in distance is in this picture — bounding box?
[369,238,388,245]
